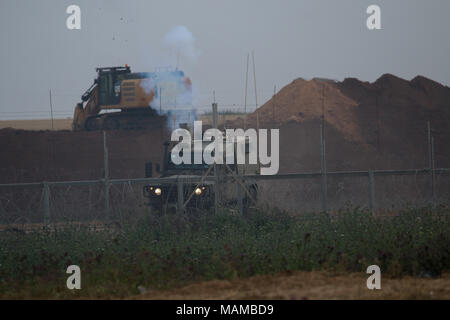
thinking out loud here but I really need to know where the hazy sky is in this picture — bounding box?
[0,0,449,119]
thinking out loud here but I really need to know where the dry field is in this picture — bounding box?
[135,271,450,300]
[0,115,240,131]
[0,119,72,130]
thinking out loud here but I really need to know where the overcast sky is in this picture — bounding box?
[0,0,449,119]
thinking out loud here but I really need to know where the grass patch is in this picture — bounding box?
[0,206,449,298]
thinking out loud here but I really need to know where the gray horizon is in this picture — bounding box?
[0,0,449,119]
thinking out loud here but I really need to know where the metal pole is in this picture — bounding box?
[212,103,218,128]
[237,176,244,215]
[236,141,244,215]
[427,121,435,199]
[431,135,436,200]
[49,89,54,131]
[212,102,219,214]
[321,85,327,213]
[103,131,110,217]
[222,113,226,129]
[427,121,432,168]
[177,178,184,214]
[322,84,325,128]
[252,52,261,173]
[159,87,162,114]
[252,51,258,109]
[104,131,109,180]
[273,85,276,126]
[376,93,380,152]
[244,53,249,130]
[43,182,50,224]
[224,163,257,206]
[369,170,375,216]
[320,124,328,213]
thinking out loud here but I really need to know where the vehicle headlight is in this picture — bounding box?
[194,187,202,195]
[154,188,162,196]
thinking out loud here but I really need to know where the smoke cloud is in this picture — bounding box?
[162,25,201,62]
[140,25,201,131]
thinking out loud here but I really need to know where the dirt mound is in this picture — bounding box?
[231,74,450,171]
[240,78,362,143]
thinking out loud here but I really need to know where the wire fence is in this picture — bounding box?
[0,114,449,226]
[0,167,449,227]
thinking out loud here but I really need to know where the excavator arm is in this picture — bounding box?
[81,80,97,102]
[72,85,100,131]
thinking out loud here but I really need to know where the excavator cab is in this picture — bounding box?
[96,66,131,106]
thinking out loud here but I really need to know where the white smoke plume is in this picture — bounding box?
[162,25,200,62]
[140,25,201,130]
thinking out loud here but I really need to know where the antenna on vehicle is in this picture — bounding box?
[244,53,249,130]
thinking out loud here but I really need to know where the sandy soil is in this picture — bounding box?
[135,271,450,300]
[0,119,72,130]
[198,114,243,127]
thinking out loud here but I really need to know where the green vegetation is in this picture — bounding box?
[0,206,449,298]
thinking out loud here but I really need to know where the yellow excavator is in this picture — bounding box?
[72,65,192,131]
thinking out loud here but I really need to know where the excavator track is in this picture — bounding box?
[84,110,167,131]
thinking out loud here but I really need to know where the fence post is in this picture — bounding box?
[237,173,244,215]
[369,170,375,216]
[103,131,110,217]
[177,178,184,214]
[212,102,219,214]
[231,138,244,215]
[431,136,436,202]
[104,181,110,217]
[427,121,436,200]
[320,124,328,213]
[43,182,50,225]
[222,113,226,129]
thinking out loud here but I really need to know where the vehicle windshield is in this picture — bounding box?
[168,151,209,171]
